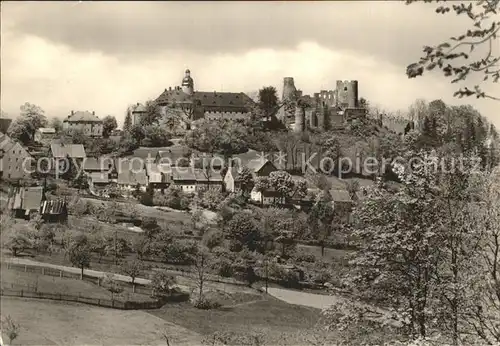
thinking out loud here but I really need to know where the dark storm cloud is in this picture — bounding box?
[3,1,466,68]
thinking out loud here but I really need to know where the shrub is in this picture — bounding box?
[162,240,198,265]
[191,297,221,310]
[268,263,301,288]
[198,189,226,211]
[153,186,192,210]
[213,257,234,278]
[202,230,224,249]
[150,271,176,298]
[292,250,316,263]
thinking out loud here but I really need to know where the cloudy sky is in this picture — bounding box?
[1,1,499,127]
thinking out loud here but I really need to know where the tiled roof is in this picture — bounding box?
[194,169,224,182]
[171,167,197,181]
[50,143,86,159]
[9,186,44,211]
[131,103,147,113]
[114,158,144,174]
[89,172,109,184]
[156,89,254,113]
[247,159,276,173]
[195,92,254,112]
[117,169,148,185]
[84,157,114,171]
[65,111,102,123]
[40,199,67,215]
[156,88,194,105]
[133,147,160,160]
[145,163,164,183]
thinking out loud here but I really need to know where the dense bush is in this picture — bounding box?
[153,186,192,210]
[191,297,222,310]
[197,189,226,211]
[162,240,198,265]
[202,231,224,250]
[267,262,301,288]
[291,250,316,263]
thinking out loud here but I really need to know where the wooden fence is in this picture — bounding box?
[0,288,174,310]
[4,262,154,296]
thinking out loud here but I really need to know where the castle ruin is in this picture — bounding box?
[278,77,365,132]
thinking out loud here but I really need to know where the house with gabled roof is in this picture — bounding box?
[63,110,103,137]
[83,157,114,174]
[170,167,197,193]
[0,134,32,181]
[7,186,45,219]
[115,158,148,192]
[224,158,277,194]
[131,103,147,126]
[40,199,68,223]
[194,168,224,191]
[50,143,86,160]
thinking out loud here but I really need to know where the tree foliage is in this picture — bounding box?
[8,102,47,144]
[406,0,500,100]
[102,115,118,138]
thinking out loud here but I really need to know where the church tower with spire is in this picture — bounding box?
[182,69,194,95]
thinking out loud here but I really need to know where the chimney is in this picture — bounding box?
[92,111,95,115]
[169,87,172,91]
[137,102,140,106]
[71,110,74,115]
[165,88,167,92]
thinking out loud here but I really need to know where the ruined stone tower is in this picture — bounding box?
[182,69,194,95]
[336,80,358,109]
[294,105,305,133]
[282,77,298,102]
[280,77,299,126]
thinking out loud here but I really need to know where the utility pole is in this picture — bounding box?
[265,258,268,294]
[114,228,117,265]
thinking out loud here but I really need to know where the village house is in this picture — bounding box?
[34,127,56,144]
[62,110,103,137]
[194,169,224,191]
[131,103,147,126]
[83,157,114,175]
[170,167,197,193]
[40,199,68,223]
[145,162,170,191]
[225,158,277,196]
[250,187,286,206]
[49,143,86,175]
[0,134,32,181]
[7,186,44,219]
[88,172,112,196]
[191,152,225,170]
[114,158,148,192]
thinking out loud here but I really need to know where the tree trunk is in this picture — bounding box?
[80,265,84,280]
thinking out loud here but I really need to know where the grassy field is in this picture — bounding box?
[1,297,202,345]
[0,264,155,303]
[147,295,324,345]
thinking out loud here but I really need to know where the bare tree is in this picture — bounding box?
[2,315,21,345]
